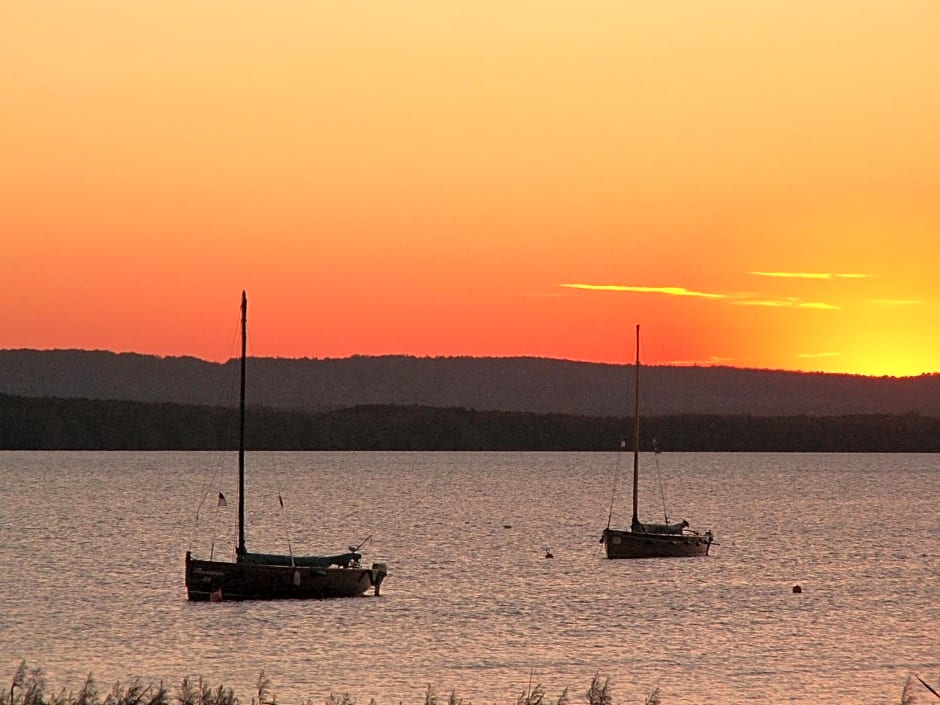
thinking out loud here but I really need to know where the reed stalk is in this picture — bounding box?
[10,661,930,705]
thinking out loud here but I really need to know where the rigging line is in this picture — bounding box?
[606,438,626,529]
[200,458,235,562]
[274,474,296,565]
[220,306,242,406]
[210,464,229,562]
[653,447,669,523]
[202,456,236,562]
[189,304,246,557]
[228,307,244,562]
[209,480,229,561]
[244,320,295,563]
[916,675,940,700]
[188,453,226,551]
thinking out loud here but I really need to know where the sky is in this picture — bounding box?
[2,2,939,377]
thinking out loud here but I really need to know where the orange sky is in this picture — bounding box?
[2,2,939,376]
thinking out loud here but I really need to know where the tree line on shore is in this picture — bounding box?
[3,393,940,452]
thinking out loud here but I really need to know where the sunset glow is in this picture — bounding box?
[2,2,938,377]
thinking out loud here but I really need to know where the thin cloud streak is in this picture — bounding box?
[796,352,840,359]
[727,299,841,310]
[872,299,921,306]
[560,283,725,299]
[561,283,839,310]
[732,297,799,308]
[750,271,871,280]
[662,356,739,367]
[798,302,841,310]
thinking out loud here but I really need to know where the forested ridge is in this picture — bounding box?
[4,349,940,417]
[2,393,939,452]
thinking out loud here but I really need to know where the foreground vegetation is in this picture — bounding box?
[0,665,656,705]
[4,394,940,451]
[3,663,938,705]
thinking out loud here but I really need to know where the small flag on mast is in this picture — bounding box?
[217,492,227,508]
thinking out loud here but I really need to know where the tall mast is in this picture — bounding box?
[632,324,640,525]
[237,290,247,557]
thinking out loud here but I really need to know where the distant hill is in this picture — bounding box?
[1,348,939,417]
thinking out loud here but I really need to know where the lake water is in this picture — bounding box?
[1,451,938,705]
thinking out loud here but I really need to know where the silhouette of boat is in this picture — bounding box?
[600,325,713,559]
[185,292,387,600]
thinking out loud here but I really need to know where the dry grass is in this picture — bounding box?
[1,666,628,705]
[8,661,932,705]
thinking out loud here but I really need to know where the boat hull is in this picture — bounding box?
[601,528,711,559]
[185,552,387,601]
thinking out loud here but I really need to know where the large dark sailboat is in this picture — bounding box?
[600,325,713,559]
[185,292,388,600]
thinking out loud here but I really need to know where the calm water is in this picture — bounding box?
[1,451,938,705]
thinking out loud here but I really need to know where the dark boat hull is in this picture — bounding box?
[601,528,712,559]
[185,552,387,601]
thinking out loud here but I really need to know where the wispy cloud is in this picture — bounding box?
[662,356,738,366]
[560,283,725,299]
[750,271,871,280]
[871,298,921,306]
[796,352,840,359]
[732,297,798,308]
[560,282,840,309]
[798,301,841,310]
[725,298,841,310]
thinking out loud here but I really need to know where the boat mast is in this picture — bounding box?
[237,290,247,557]
[632,324,640,526]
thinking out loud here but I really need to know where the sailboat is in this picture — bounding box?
[185,291,388,600]
[600,325,713,559]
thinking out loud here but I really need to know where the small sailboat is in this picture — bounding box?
[600,325,713,559]
[185,291,387,600]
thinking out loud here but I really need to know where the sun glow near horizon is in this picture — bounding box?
[557,268,938,377]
